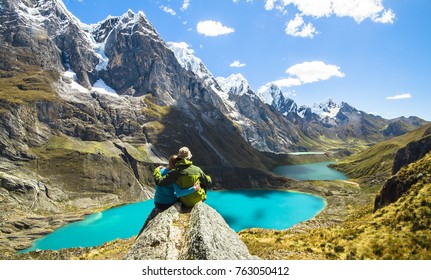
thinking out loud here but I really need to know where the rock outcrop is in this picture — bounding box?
[374,138,431,211]
[124,202,258,260]
[374,126,431,211]
[392,128,431,174]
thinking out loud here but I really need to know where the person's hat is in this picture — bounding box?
[177,147,192,159]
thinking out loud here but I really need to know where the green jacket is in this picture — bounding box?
[153,159,212,207]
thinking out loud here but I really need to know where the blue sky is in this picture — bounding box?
[63,0,431,121]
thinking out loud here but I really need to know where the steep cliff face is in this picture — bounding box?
[375,128,431,211]
[125,202,258,260]
[392,127,431,174]
[2,0,281,165]
[0,0,99,86]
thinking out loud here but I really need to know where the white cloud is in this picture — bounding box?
[181,0,190,11]
[285,14,317,38]
[197,20,235,37]
[169,42,194,54]
[286,61,345,83]
[273,78,302,88]
[160,5,176,16]
[386,93,412,100]
[283,0,332,17]
[270,0,395,24]
[261,61,345,90]
[374,9,395,24]
[230,60,246,68]
[330,0,385,23]
[265,0,276,10]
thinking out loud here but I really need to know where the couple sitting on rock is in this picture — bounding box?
[153,146,212,210]
[137,147,211,236]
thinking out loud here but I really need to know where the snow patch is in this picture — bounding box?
[62,70,89,93]
[216,73,252,97]
[92,79,118,97]
[167,41,213,81]
[311,100,341,119]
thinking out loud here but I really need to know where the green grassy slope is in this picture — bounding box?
[333,124,431,179]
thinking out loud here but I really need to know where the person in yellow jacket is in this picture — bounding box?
[153,147,212,208]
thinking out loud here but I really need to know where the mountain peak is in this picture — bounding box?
[256,83,283,105]
[216,73,252,97]
[255,83,297,115]
[7,0,82,37]
[310,99,342,119]
[167,42,213,82]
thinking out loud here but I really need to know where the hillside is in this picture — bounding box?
[240,150,431,260]
[333,123,431,180]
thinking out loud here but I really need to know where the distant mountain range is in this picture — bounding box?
[168,41,428,152]
[0,0,428,190]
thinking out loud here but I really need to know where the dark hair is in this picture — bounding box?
[168,155,178,169]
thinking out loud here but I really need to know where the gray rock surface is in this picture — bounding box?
[182,202,258,260]
[124,204,183,260]
[124,202,258,260]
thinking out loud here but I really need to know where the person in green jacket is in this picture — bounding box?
[137,155,200,238]
[154,155,200,210]
[153,147,212,208]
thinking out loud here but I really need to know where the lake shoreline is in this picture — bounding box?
[3,163,368,259]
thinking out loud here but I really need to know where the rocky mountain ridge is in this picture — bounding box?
[166,40,428,153]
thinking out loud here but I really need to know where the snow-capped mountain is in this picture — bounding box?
[1,0,427,160]
[212,70,427,147]
[166,42,214,83]
[310,99,342,119]
[296,99,343,127]
[256,83,298,116]
[216,74,254,97]
[165,47,304,152]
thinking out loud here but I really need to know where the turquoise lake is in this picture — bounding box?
[19,161,347,252]
[20,190,325,252]
[287,152,325,155]
[272,161,348,181]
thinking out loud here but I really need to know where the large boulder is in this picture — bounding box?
[124,202,258,260]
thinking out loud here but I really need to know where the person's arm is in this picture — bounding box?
[174,183,200,198]
[199,170,212,187]
[153,167,178,186]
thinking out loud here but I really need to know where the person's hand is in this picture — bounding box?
[193,182,201,191]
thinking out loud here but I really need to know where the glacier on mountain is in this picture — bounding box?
[310,99,341,119]
[167,42,213,82]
